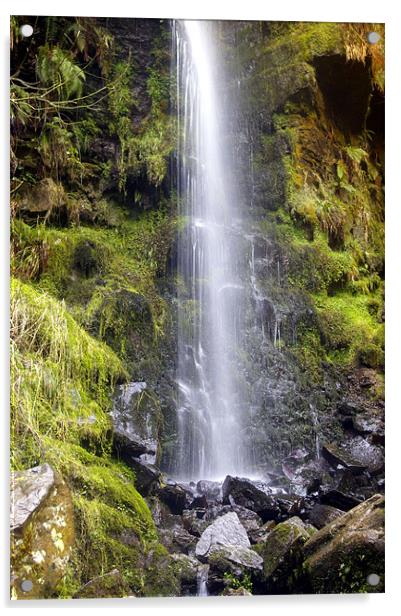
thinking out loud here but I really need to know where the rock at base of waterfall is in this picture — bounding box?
[10,464,74,599]
[222,475,280,521]
[308,503,344,529]
[303,494,384,593]
[321,442,367,475]
[129,458,161,495]
[170,553,199,596]
[319,488,362,511]
[207,544,262,594]
[158,482,192,515]
[195,511,250,561]
[74,569,130,599]
[258,516,315,593]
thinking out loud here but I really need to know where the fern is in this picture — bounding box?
[36,45,85,99]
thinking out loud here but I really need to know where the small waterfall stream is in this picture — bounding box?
[173,21,249,481]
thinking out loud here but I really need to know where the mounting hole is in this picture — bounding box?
[366,573,380,586]
[20,579,33,592]
[20,24,33,38]
[367,32,380,45]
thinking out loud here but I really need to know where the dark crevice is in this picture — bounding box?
[314,55,371,137]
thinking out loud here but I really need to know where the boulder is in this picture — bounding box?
[352,415,384,445]
[158,482,192,515]
[308,503,344,529]
[18,178,66,218]
[303,494,384,593]
[129,458,161,495]
[10,464,74,599]
[207,544,263,594]
[195,512,250,562]
[249,520,276,544]
[322,442,367,475]
[343,436,384,476]
[222,476,280,521]
[196,479,222,502]
[319,489,362,511]
[258,516,315,593]
[74,569,130,599]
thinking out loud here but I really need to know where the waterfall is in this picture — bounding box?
[173,21,249,481]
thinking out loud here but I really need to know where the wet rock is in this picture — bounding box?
[322,442,367,475]
[159,525,197,555]
[196,479,222,501]
[129,458,161,495]
[319,489,362,512]
[276,493,304,518]
[182,509,208,537]
[308,503,344,529]
[248,520,276,544]
[111,382,158,462]
[303,494,384,593]
[189,493,208,510]
[222,476,280,522]
[195,512,250,562]
[352,415,384,445]
[10,464,74,600]
[207,544,263,593]
[258,516,315,593]
[343,436,384,475]
[158,482,192,515]
[170,553,199,596]
[74,569,130,599]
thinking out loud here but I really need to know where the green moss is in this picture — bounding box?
[314,291,384,369]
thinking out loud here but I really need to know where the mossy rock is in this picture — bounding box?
[10,464,75,600]
[257,516,315,593]
[303,494,384,593]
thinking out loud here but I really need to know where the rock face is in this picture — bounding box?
[303,494,385,593]
[258,516,315,593]
[111,382,158,463]
[195,512,250,561]
[10,464,74,599]
[222,476,280,521]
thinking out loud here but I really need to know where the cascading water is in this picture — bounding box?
[173,20,250,481]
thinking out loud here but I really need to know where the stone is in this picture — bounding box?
[158,483,191,515]
[258,516,315,593]
[352,415,384,445]
[207,543,262,595]
[308,503,344,529]
[222,587,252,596]
[319,489,362,511]
[322,442,367,475]
[129,458,161,495]
[195,512,250,561]
[10,464,74,600]
[343,436,384,475]
[248,520,276,544]
[74,569,130,599]
[18,178,66,217]
[196,479,222,501]
[303,494,385,593]
[222,476,280,521]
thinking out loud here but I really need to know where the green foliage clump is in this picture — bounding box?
[10,277,125,469]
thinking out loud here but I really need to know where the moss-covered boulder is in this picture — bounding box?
[10,464,74,599]
[303,493,384,593]
[257,516,315,593]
